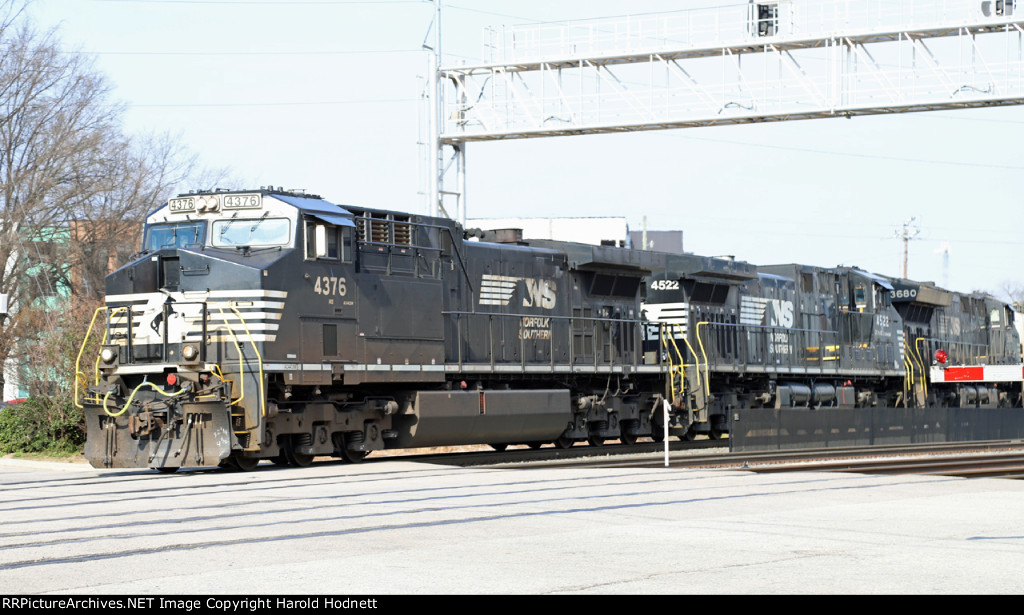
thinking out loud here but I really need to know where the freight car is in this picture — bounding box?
[74,188,679,470]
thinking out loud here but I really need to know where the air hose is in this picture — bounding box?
[102,379,189,417]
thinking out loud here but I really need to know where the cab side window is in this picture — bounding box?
[305,219,353,263]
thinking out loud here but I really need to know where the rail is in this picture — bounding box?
[438,307,885,382]
[442,309,647,374]
[437,308,787,424]
[74,306,127,408]
[683,320,847,374]
[660,323,688,404]
[207,303,265,451]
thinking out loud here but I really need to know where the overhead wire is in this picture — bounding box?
[92,0,420,5]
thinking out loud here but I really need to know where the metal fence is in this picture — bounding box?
[730,407,1024,451]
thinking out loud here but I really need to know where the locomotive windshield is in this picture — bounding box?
[212,217,292,248]
[145,221,206,250]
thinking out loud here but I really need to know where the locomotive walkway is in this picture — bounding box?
[1,452,1023,594]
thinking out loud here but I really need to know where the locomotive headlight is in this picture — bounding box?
[100,347,117,364]
[197,195,220,212]
[182,344,199,361]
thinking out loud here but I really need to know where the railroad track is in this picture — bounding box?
[376,437,728,466]
[743,449,1024,479]
[463,440,1024,479]
[36,438,1022,478]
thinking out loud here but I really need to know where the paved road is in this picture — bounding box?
[1,454,1023,594]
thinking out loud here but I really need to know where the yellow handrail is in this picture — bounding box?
[677,331,703,393]
[913,336,929,401]
[210,304,247,407]
[75,306,117,409]
[229,305,266,419]
[695,321,711,397]
[659,324,680,403]
[93,307,128,386]
[207,302,266,419]
[902,353,913,407]
[659,322,703,406]
[75,300,266,425]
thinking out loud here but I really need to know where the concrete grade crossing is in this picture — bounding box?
[0,455,1022,594]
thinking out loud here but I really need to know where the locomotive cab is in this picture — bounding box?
[78,188,363,470]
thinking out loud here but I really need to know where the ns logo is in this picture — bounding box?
[480,274,557,310]
[523,278,557,309]
[768,299,794,328]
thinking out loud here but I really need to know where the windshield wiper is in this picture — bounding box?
[248,211,270,237]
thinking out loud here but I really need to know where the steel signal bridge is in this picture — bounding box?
[426,0,1024,219]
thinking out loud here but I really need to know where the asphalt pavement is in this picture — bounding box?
[1,453,1022,595]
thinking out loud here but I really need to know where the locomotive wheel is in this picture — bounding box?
[271,453,290,466]
[587,435,605,447]
[230,455,260,471]
[708,427,723,440]
[554,435,575,449]
[489,443,508,452]
[620,431,637,445]
[340,447,369,463]
[679,428,697,442]
[280,437,314,467]
[286,448,314,468]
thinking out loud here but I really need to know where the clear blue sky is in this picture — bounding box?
[26,0,1024,299]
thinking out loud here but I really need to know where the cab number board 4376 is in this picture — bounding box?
[222,194,261,209]
[168,197,195,213]
[314,276,347,297]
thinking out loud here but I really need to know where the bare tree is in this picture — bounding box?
[999,283,1024,310]
[0,21,115,393]
[64,132,211,300]
[0,2,226,397]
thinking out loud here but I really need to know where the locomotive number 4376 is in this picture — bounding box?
[313,276,347,297]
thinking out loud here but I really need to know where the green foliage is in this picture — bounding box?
[0,397,85,455]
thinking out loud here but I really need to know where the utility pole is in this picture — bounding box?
[894,217,920,278]
[426,0,441,219]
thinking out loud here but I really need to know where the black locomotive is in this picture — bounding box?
[74,188,1022,470]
